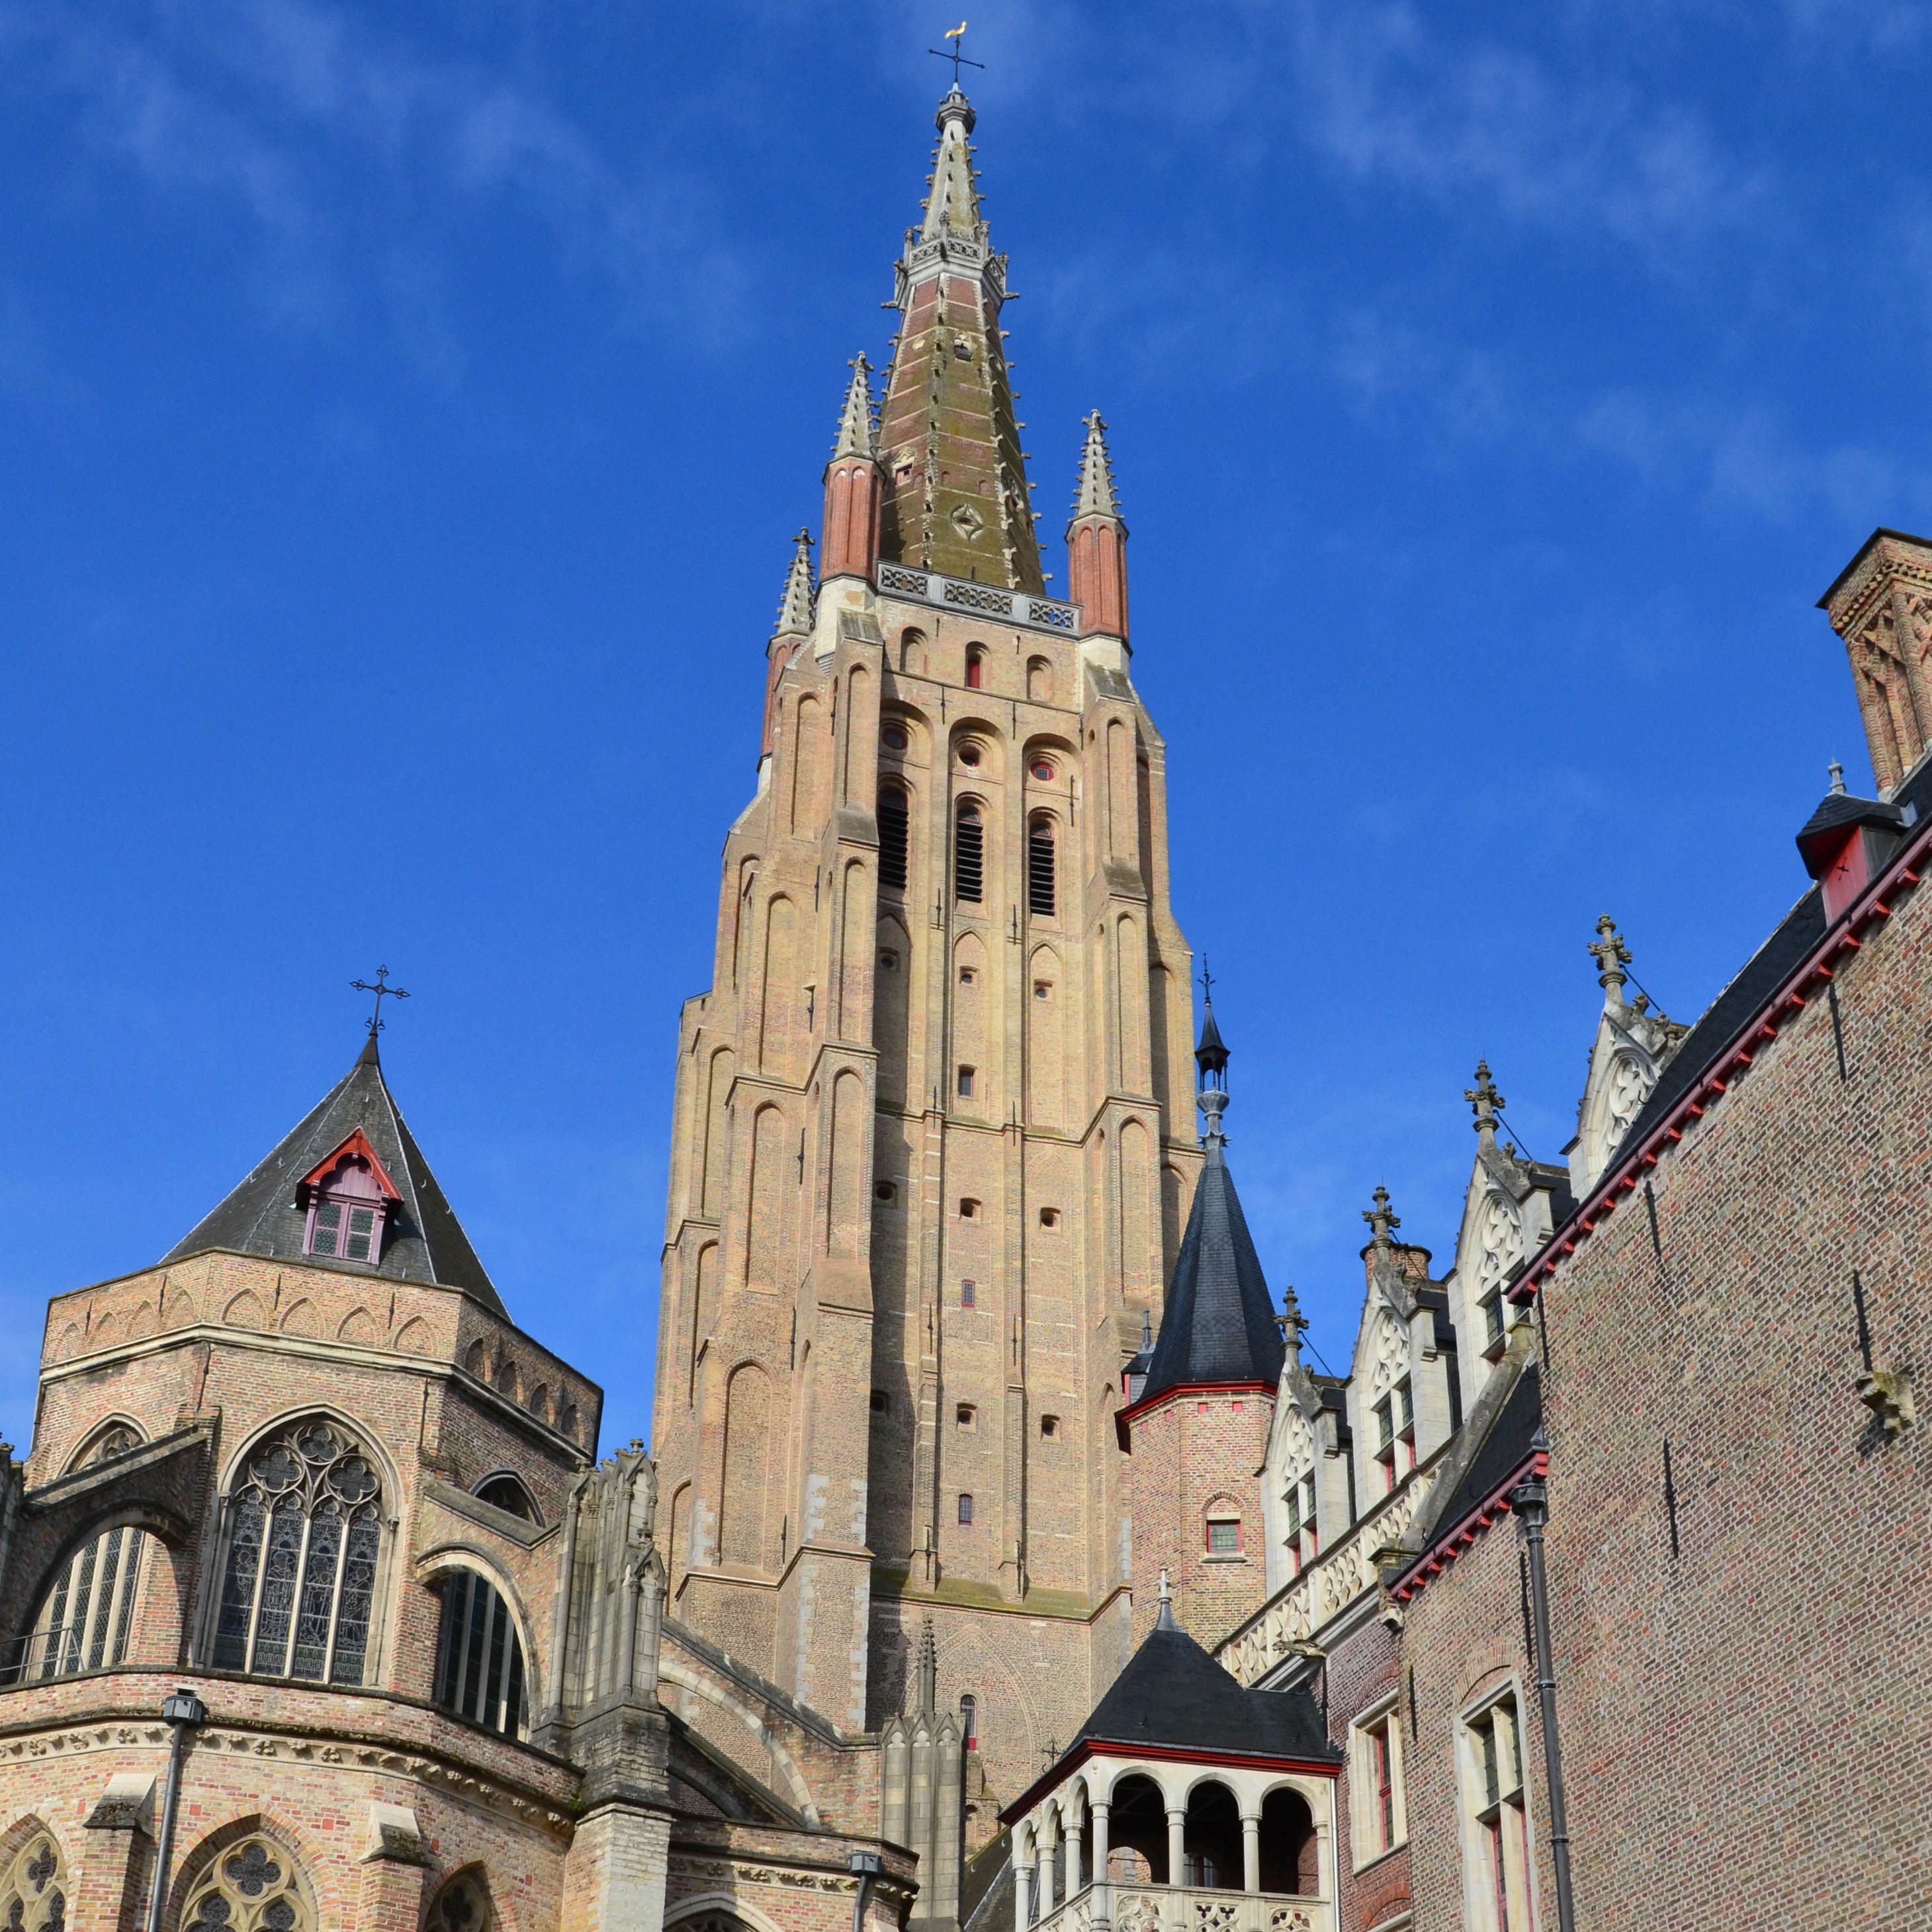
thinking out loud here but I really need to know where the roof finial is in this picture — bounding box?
[1363,1185,1401,1250]
[1072,410,1121,522]
[916,1615,938,1716]
[774,529,815,638]
[1155,1568,1176,1630]
[1465,1059,1505,1147]
[349,966,410,1055]
[1828,758,1847,796]
[928,21,983,93]
[1194,959,1230,1151]
[832,353,877,462]
[1587,914,1631,1005]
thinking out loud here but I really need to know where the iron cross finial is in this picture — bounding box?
[929,22,984,88]
[350,965,411,1037]
[1198,954,1215,1004]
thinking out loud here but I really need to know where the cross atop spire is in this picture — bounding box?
[1465,1059,1505,1146]
[350,965,410,1041]
[928,22,984,91]
[1072,410,1122,523]
[774,529,814,638]
[1155,1567,1176,1630]
[1363,1185,1401,1249]
[1194,969,1231,1149]
[1588,914,1632,1002]
[832,353,877,462]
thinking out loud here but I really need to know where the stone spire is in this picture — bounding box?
[875,88,1043,592]
[774,529,814,638]
[832,353,877,462]
[1067,410,1129,644]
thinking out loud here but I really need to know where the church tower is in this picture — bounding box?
[650,85,1202,1812]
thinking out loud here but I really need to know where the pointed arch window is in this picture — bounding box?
[211,1419,384,1685]
[15,1522,154,1682]
[181,1835,314,1932]
[433,1569,529,1739]
[1028,817,1056,916]
[954,803,985,903]
[879,783,910,895]
[0,1829,67,1931]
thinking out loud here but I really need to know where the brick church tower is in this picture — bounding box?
[650,84,1206,1813]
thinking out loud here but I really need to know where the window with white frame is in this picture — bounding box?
[1463,1691,1533,1932]
[1374,1378,1416,1495]
[1350,1697,1406,1865]
[211,1418,383,1685]
[1284,1470,1318,1573]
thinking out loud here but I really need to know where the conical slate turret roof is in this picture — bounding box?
[164,1036,505,1314]
[1139,1141,1285,1403]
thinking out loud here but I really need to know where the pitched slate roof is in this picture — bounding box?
[1426,1358,1542,1538]
[163,1036,505,1315]
[1139,1140,1285,1404]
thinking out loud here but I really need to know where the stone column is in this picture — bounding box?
[1014,1839,1035,1932]
[1067,1811,1084,1900]
[1090,1801,1112,1931]
[1164,1809,1187,1931]
[560,1805,673,1932]
[1241,1814,1260,1894]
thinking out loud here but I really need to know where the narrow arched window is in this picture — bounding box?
[957,1493,975,1525]
[955,803,984,902]
[965,646,985,689]
[960,1692,979,1749]
[433,1569,529,1739]
[879,783,909,895]
[212,1419,383,1685]
[21,1522,155,1681]
[1028,817,1056,916]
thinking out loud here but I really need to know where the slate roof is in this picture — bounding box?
[1425,1359,1542,1538]
[164,1036,506,1315]
[1139,1140,1285,1404]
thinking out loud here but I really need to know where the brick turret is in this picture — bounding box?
[821,355,883,586]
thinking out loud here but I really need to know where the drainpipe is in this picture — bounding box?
[850,1849,884,1932]
[1510,1433,1575,1932]
[145,1688,208,1932]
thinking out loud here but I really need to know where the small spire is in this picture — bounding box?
[1072,410,1121,522]
[1587,914,1631,1004]
[915,1615,938,1716]
[1828,758,1847,796]
[1141,1305,1153,1352]
[921,89,985,243]
[1155,1568,1176,1631]
[1465,1059,1505,1147]
[832,354,877,462]
[774,529,814,638]
[1363,1185,1401,1250]
[1194,967,1230,1151]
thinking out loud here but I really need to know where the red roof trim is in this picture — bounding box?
[1116,1380,1275,1449]
[298,1129,402,1204]
[1509,829,1929,1309]
[1388,1449,1546,1604]
[999,1737,1339,1826]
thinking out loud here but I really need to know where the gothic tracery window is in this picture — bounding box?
[212,1419,383,1685]
[180,1837,313,1932]
[0,1827,67,1932]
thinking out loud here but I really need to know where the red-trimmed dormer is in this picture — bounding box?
[1794,764,1908,924]
[298,1129,402,1265]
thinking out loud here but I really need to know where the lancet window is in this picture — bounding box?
[1027,817,1056,916]
[211,1419,383,1685]
[955,802,985,902]
[433,1569,529,1739]
[879,783,909,894]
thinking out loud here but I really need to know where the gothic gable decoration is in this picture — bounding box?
[1567,918,1687,1196]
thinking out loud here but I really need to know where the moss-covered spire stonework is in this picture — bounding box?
[875,88,1043,593]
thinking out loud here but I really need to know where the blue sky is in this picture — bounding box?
[2,0,1924,1448]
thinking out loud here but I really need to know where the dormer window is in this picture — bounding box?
[298,1131,400,1266]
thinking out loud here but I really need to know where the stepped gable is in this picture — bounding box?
[164,1034,505,1313]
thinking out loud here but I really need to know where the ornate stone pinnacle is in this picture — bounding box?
[1588,914,1632,1000]
[1363,1185,1401,1247]
[1828,758,1847,796]
[774,529,814,638]
[1073,409,1121,521]
[832,353,877,462]
[1465,1059,1505,1144]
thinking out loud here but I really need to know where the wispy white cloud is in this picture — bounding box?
[1,0,750,350]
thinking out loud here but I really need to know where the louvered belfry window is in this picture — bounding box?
[879,785,909,894]
[1028,818,1056,916]
[955,803,984,902]
[212,1420,383,1685]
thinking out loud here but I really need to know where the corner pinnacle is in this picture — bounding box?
[774,529,814,638]
[1071,409,1122,523]
[832,354,877,462]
